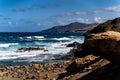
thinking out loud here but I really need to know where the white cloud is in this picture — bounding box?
[105,5,120,12]
[76,18,90,23]
[57,5,120,18]
[59,11,87,16]
[94,17,103,23]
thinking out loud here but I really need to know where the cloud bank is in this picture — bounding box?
[12,3,62,12]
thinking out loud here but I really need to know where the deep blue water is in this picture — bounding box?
[0,32,84,66]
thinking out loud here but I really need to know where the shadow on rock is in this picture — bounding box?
[57,55,101,79]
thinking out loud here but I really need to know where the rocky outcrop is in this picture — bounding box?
[66,55,100,74]
[84,17,120,63]
[86,17,120,35]
[84,31,120,63]
[16,47,46,52]
[66,42,82,48]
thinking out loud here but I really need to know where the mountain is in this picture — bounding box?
[86,17,120,35]
[40,22,98,33]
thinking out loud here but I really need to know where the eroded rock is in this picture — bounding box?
[66,54,99,74]
[84,31,120,63]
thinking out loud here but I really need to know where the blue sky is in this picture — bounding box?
[0,0,120,32]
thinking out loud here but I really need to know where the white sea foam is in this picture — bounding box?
[0,50,44,60]
[0,43,71,61]
[0,35,84,64]
[26,36,32,39]
[13,59,44,62]
[53,37,71,40]
[0,43,18,48]
[0,44,10,47]
[34,36,44,39]
[51,43,66,49]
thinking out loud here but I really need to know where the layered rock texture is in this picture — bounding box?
[84,17,120,63]
[84,31,120,63]
[59,17,120,80]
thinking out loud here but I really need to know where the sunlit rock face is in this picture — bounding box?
[84,31,120,63]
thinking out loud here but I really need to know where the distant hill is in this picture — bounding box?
[40,22,98,33]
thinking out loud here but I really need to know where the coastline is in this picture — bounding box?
[0,44,120,80]
[0,54,113,80]
[0,61,70,80]
[1,17,120,80]
[0,41,119,80]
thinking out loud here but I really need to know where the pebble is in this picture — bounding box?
[0,62,70,80]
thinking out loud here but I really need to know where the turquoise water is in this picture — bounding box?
[0,32,84,66]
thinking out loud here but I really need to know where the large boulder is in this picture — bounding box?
[84,31,120,63]
[66,54,99,74]
[66,42,82,48]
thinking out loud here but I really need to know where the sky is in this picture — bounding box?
[0,0,120,32]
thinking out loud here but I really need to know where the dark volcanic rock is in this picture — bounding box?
[59,44,86,60]
[66,42,82,48]
[16,47,45,52]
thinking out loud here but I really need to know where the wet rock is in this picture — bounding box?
[66,42,82,48]
[16,47,45,52]
[57,44,84,61]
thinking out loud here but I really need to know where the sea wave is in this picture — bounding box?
[33,36,44,39]
[51,43,66,49]
[0,46,71,60]
[0,50,44,60]
[26,36,32,39]
[53,37,71,41]
[0,43,18,48]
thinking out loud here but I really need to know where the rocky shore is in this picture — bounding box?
[0,55,112,80]
[0,17,120,80]
[0,62,71,80]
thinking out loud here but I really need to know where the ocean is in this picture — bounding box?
[0,32,84,66]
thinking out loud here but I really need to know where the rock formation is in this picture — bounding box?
[59,17,120,80]
[84,31,120,63]
[66,41,82,48]
[83,17,120,63]
[16,47,46,52]
[86,17,120,35]
[66,54,100,73]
